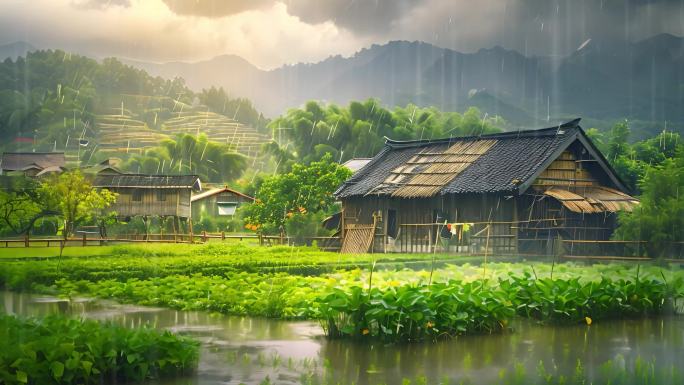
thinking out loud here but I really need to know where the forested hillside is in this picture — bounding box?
[0,50,268,182]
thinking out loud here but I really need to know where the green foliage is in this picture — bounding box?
[588,121,683,192]
[269,99,504,167]
[198,87,268,131]
[0,314,198,385]
[284,211,333,244]
[2,244,682,339]
[122,133,246,182]
[500,272,671,322]
[0,178,43,235]
[242,153,351,233]
[317,282,514,342]
[615,155,684,258]
[38,170,117,238]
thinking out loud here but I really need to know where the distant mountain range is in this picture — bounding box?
[3,35,683,134]
[0,41,36,61]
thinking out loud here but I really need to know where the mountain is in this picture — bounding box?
[122,34,684,131]
[0,41,36,60]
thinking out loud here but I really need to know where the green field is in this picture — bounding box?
[2,243,683,343]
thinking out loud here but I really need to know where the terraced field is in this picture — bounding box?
[71,94,272,160]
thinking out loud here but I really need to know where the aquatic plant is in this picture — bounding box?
[0,314,199,385]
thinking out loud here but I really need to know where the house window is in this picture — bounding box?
[217,202,238,216]
[132,190,143,202]
[157,190,166,202]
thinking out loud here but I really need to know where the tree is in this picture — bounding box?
[241,153,352,234]
[0,177,59,236]
[0,190,43,235]
[267,99,504,169]
[614,154,684,258]
[38,171,118,239]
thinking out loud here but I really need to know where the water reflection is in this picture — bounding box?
[2,291,683,385]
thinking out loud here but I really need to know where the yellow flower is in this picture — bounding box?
[388,280,401,287]
[585,317,592,326]
[362,328,370,335]
[426,321,434,329]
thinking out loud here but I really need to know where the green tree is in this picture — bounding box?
[615,154,684,258]
[38,171,117,239]
[242,154,352,234]
[267,99,504,168]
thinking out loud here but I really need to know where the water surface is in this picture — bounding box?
[2,291,683,384]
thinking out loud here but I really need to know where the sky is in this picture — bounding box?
[1,0,683,69]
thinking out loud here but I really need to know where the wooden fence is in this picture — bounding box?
[1,227,682,261]
[0,232,342,251]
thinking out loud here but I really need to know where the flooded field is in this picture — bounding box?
[3,290,683,385]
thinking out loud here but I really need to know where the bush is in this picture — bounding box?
[284,211,332,245]
[0,314,199,385]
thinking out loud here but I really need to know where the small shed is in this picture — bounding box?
[0,152,66,176]
[93,174,201,219]
[191,186,254,220]
[334,119,639,255]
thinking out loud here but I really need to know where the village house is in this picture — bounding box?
[93,173,201,226]
[0,152,66,177]
[190,186,254,221]
[334,119,639,255]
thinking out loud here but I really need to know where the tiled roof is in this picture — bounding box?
[93,174,201,189]
[335,119,624,198]
[1,152,65,171]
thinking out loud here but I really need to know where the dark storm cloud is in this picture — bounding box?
[393,0,684,57]
[158,0,421,33]
[285,0,420,34]
[156,0,683,49]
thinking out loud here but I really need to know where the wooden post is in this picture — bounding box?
[188,218,194,244]
[258,233,263,246]
[25,232,29,248]
[172,216,178,243]
[82,232,87,247]
[202,231,207,243]
[221,231,225,241]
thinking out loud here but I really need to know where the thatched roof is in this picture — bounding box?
[335,119,629,199]
[93,174,201,190]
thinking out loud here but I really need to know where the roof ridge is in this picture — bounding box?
[384,119,581,149]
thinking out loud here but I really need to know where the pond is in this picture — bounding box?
[2,290,683,385]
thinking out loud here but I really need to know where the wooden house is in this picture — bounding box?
[93,174,201,220]
[334,119,639,255]
[0,152,66,177]
[191,186,254,221]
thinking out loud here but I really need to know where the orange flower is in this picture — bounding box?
[426,321,434,329]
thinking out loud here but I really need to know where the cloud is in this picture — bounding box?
[0,0,682,70]
[72,0,131,9]
[160,0,271,17]
[286,0,419,35]
[0,0,366,69]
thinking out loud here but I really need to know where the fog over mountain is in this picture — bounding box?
[124,34,684,131]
